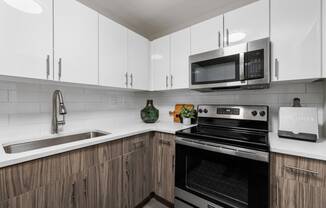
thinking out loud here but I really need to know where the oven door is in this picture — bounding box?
[175,138,269,208]
[190,43,247,90]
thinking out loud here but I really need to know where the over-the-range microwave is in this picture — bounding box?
[190,38,270,91]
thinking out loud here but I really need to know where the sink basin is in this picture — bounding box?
[3,131,110,154]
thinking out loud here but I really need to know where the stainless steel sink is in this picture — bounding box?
[3,131,110,154]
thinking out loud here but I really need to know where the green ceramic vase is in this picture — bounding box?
[141,100,159,123]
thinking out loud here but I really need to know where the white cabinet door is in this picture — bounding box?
[271,0,321,81]
[170,28,191,89]
[224,0,269,46]
[190,16,223,55]
[99,15,127,88]
[54,0,98,85]
[0,0,53,80]
[151,36,171,91]
[127,30,150,90]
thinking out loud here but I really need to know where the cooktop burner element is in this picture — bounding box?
[176,105,269,151]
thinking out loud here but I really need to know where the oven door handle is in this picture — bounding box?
[176,137,269,163]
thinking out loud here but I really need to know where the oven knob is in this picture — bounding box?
[251,111,258,116]
[198,109,203,113]
[204,109,208,113]
[260,111,266,117]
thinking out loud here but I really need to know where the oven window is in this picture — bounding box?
[191,54,240,85]
[185,149,249,208]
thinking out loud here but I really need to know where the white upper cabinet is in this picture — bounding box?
[224,0,269,46]
[271,0,322,81]
[170,28,191,89]
[127,30,150,90]
[0,0,53,80]
[54,0,99,85]
[99,15,127,88]
[151,36,170,91]
[190,16,223,55]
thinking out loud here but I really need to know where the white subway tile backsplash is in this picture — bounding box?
[0,80,324,141]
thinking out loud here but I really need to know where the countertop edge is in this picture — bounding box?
[0,123,194,168]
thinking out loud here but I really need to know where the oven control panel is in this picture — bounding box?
[197,105,268,121]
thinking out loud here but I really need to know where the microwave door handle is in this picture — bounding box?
[239,52,245,81]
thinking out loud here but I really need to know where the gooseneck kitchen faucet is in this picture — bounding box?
[52,90,67,134]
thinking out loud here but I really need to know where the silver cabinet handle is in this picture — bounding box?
[58,58,62,81]
[130,73,133,88]
[275,58,279,80]
[125,72,128,88]
[226,29,230,46]
[170,74,173,88]
[46,55,50,79]
[218,31,221,48]
[285,165,319,176]
[166,75,169,88]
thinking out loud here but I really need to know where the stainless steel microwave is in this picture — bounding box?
[190,38,270,91]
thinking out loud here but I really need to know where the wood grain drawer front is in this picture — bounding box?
[123,133,150,154]
[0,139,123,202]
[271,153,326,187]
[272,177,326,208]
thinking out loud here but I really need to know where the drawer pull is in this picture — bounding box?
[159,140,171,146]
[285,165,319,176]
[132,141,145,149]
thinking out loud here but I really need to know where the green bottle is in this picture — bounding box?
[141,100,159,123]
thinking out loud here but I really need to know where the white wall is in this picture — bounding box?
[0,80,324,143]
[150,82,325,134]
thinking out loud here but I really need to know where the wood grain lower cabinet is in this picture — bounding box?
[0,132,176,208]
[271,153,326,208]
[153,132,175,203]
[122,134,152,208]
[86,157,123,208]
[0,139,123,208]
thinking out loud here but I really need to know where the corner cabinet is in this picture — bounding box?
[53,0,99,85]
[127,30,150,90]
[0,0,53,80]
[270,153,326,208]
[151,35,171,91]
[270,0,322,81]
[99,14,128,88]
[151,29,190,91]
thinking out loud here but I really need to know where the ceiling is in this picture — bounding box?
[77,0,257,40]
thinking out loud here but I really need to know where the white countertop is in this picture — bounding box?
[269,132,326,161]
[2,123,326,168]
[0,122,194,168]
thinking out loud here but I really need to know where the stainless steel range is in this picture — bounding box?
[175,105,269,208]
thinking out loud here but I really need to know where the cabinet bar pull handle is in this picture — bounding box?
[172,155,175,172]
[83,178,87,196]
[46,55,50,79]
[58,58,62,81]
[218,31,221,48]
[130,73,133,87]
[275,58,279,80]
[125,72,128,88]
[166,75,169,88]
[226,29,230,46]
[285,165,319,176]
[170,75,173,88]
[72,182,76,206]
